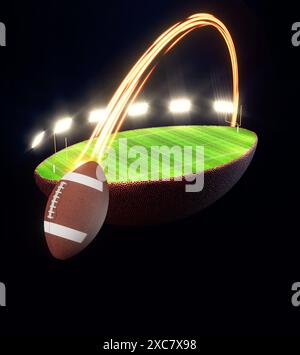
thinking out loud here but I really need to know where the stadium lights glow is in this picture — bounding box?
[31,131,45,149]
[128,102,149,117]
[54,117,73,134]
[169,98,192,114]
[214,100,234,114]
[88,109,108,124]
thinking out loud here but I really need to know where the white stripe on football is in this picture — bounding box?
[44,161,109,260]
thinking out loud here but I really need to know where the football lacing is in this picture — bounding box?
[47,181,67,219]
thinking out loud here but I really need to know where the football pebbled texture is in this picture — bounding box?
[44,161,109,260]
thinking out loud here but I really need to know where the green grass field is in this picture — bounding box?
[36,125,257,183]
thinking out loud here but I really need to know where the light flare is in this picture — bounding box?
[169,98,192,113]
[54,117,72,134]
[214,100,234,113]
[88,109,108,123]
[128,102,149,117]
[31,131,45,149]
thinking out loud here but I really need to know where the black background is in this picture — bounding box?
[0,0,299,341]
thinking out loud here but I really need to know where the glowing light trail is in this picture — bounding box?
[77,13,239,164]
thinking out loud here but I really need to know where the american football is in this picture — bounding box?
[44,161,109,260]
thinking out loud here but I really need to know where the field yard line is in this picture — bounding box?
[37,126,255,182]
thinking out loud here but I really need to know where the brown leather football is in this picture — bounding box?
[44,161,109,260]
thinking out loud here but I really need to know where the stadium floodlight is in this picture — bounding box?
[31,131,45,149]
[54,117,73,134]
[53,117,72,156]
[128,102,149,117]
[88,109,107,124]
[213,100,234,114]
[169,98,192,114]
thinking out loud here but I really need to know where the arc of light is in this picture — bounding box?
[77,13,239,164]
